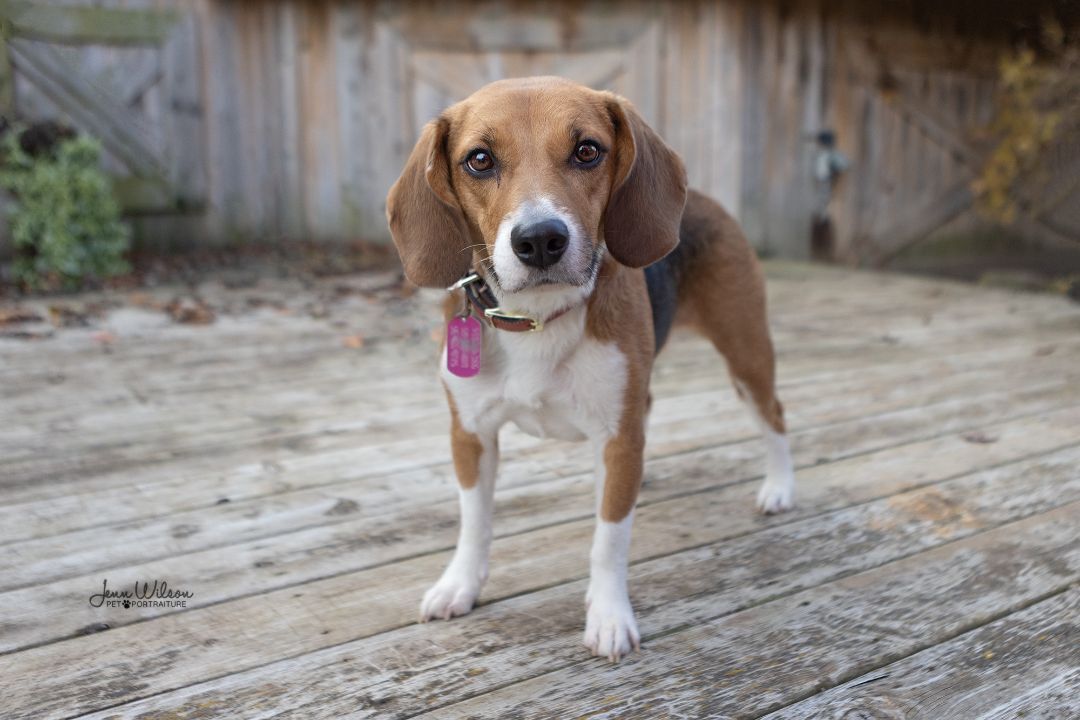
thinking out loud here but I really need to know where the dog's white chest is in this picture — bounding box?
[507,396,587,441]
[442,326,627,442]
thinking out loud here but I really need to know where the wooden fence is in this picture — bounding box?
[1,0,1076,263]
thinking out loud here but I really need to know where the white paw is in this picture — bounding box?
[583,593,640,662]
[756,477,794,515]
[419,569,482,622]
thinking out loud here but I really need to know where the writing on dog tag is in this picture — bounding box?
[447,314,483,378]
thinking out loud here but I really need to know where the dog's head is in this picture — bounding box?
[387,77,688,294]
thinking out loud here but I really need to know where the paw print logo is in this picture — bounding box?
[123,600,131,609]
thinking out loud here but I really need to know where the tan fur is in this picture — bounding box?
[586,256,654,522]
[441,298,486,491]
[386,118,475,288]
[675,191,786,434]
[603,99,688,268]
[444,389,484,490]
[440,292,462,326]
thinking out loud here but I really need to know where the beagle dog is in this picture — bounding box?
[386,76,794,662]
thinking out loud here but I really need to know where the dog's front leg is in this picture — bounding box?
[584,429,643,661]
[419,407,498,622]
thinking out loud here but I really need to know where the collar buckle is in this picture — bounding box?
[447,272,482,292]
[483,308,543,332]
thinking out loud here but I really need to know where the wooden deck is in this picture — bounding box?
[1,262,1078,719]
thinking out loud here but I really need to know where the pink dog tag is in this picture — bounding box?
[447,315,483,378]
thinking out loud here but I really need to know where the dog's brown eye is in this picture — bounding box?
[466,150,495,175]
[574,142,600,165]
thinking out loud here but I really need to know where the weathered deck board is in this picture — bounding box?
[4,326,1075,514]
[421,504,1079,719]
[5,409,1080,714]
[2,345,1074,545]
[0,262,1078,720]
[1,264,1072,426]
[3,299,1074,499]
[763,589,1079,720]
[980,669,1080,720]
[4,393,1079,654]
[75,447,1080,720]
[5,355,1077,593]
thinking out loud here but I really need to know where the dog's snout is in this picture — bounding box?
[510,219,569,269]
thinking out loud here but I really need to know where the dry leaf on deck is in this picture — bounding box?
[166,297,216,325]
[0,308,43,325]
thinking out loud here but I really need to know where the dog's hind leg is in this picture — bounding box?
[419,397,499,622]
[731,364,794,514]
[679,225,795,514]
[703,303,794,514]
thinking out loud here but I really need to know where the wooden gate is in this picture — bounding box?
[9,0,1064,262]
[327,1,665,242]
[828,30,1080,264]
[0,0,205,215]
[317,0,745,244]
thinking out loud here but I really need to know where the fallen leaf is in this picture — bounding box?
[0,308,43,325]
[128,292,165,311]
[48,305,91,328]
[165,297,216,325]
[342,334,364,349]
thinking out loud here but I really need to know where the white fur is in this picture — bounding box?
[735,380,795,514]
[419,437,497,622]
[584,464,640,661]
[441,312,626,440]
[757,427,794,513]
[440,278,621,442]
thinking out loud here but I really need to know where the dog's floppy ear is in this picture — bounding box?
[386,117,472,288]
[603,95,688,268]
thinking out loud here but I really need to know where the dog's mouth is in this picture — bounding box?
[492,244,603,294]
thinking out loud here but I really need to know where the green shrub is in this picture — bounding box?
[0,131,130,290]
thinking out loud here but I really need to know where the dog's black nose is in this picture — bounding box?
[511,219,569,269]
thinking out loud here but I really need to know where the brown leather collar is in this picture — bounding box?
[449,272,574,333]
